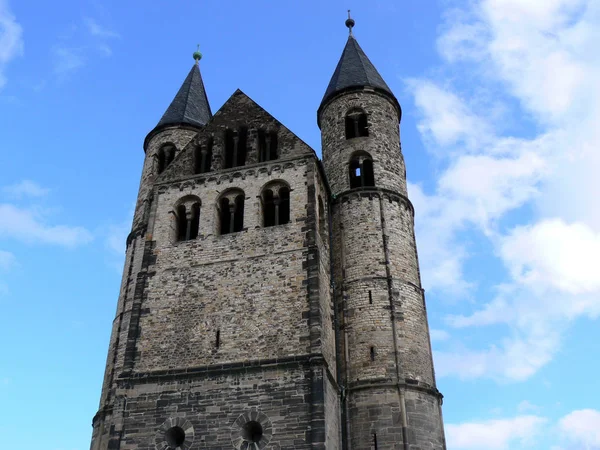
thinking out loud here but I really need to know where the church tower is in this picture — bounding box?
[318,16,446,449]
[91,48,339,450]
[90,18,445,450]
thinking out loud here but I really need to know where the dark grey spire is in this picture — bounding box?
[157,60,212,129]
[319,33,397,112]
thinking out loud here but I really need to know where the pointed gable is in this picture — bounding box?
[155,89,316,184]
[157,63,212,129]
[320,35,398,112]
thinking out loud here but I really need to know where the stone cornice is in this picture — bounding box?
[333,186,414,216]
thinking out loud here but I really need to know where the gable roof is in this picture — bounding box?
[154,89,316,184]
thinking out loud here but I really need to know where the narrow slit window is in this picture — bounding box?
[258,130,279,162]
[215,330,220,348]
[370,346,375,361]
[177,205,187,241]
[194,139,213,174]
[233,194,245,232]
[369,290,373,304]
[189,203,200,239]
[219,198,231,235]
[372,432,378,450]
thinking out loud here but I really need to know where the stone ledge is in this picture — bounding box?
[115,353,333,385]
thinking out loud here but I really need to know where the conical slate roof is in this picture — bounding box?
[320,35,396,111]
[157,63,212,128]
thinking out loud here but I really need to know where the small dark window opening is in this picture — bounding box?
[158,145,175,174]
[157,149,166,174]
[189,203,200,239]
[165,426,185,448]
[176,203,200,242]
[363,159,375,186]
[194,139,213,174]
[258,130,279,162]
[242,421,263,444]
[224,128,248,168]
[370,346,375,361]
[220,194,245,235]
[369,290,373,304]
[234,195,245,232]
[372,432,378,450]
[215,330,220,348]
[263,189,276,227]
[345,110,369,139]
[349,156,375,188]
[219,198,231,235]
[263,187,290,227]
[279,187,290,225]
[177,205,187,241]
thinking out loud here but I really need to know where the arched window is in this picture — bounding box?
[345,108,369,139]
[224,127,248,169]
[261,182,290,227]
[258,130,278,162]
[194,138,213,174]
[157,144,176,174]
[218,190,245,235]
[174,197,201,242]
[349,152,375,188]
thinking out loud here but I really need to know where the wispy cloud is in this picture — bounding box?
[446,415,547,450]
[52,46,85,76]
[51,17,119,77]
[0,203,92,247]
[84,17,119,39]
[0,181,92,247]
[3,180,49,198]
[447,408,600,450]
[0,0,24,89]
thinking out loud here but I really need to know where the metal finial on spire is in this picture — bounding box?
[193,44,202,64]
[345,10,355,35]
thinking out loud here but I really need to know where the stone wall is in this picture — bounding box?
[319,90,406,197]
[321,88,445,450]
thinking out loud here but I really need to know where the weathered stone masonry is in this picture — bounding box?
[90,23,445,450]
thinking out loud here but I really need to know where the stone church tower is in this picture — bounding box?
[90,18,445,450]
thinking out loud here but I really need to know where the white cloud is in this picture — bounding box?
[409,80,491,152]
[0,203,92,247]
[559,409,600,448]
[430,329,451,342]
[501,219,600,296]
[3,180,49,198]
[84,18,119,39]
[0,0,23,88]
[446,409,600,450]
[446,415,547,449]
[409,0,600,381]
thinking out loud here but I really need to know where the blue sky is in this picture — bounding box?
[1,0,599,449]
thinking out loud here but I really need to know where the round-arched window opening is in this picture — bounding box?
[242,421,263,443]
[165,426,186,448]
